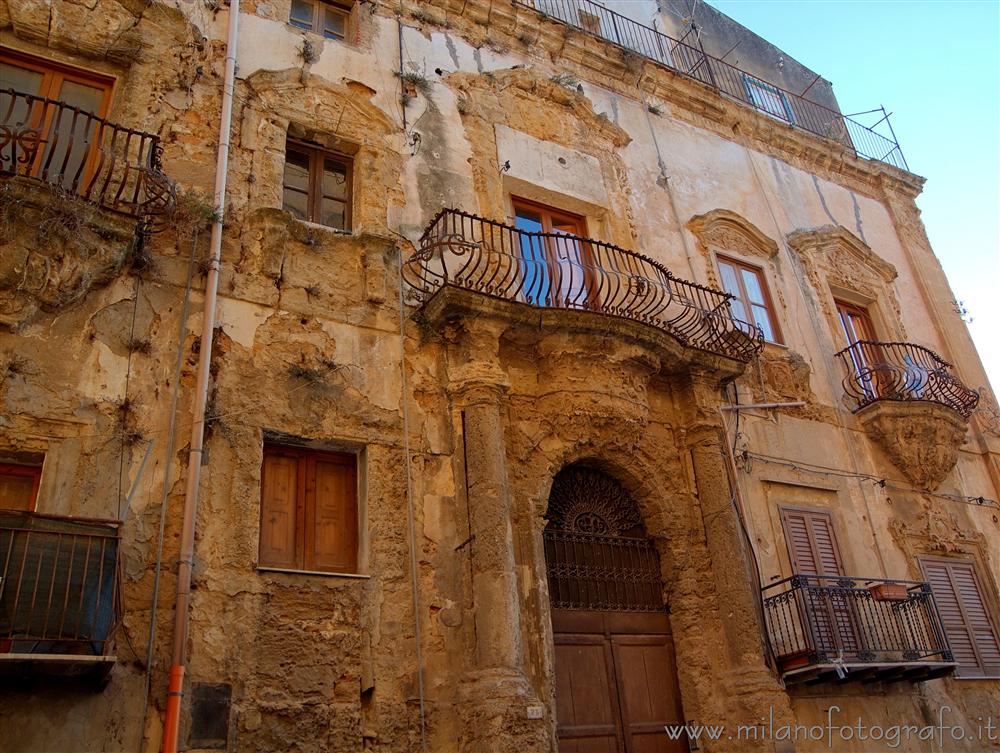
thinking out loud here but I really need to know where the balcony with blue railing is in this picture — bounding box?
[0,510,122,684]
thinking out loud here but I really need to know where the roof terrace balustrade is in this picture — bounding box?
[0,88,174,223]
[403,208,764,363]
[836,340,979,419]
[516,0,907,169]
[763,573,957,685]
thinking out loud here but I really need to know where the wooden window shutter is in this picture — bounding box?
[780,508,844,577]
[306,456,357,573]
[921,558,1000,677]
[260,452,301,568]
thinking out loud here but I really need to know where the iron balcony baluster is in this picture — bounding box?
[403,208,764,363]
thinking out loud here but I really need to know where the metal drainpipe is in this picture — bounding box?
[161,1,239,750]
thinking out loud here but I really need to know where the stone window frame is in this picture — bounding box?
[257,441,366,577]
[786,226,905,353]
[714,254,783,345]
[686,209,786,346]
[281,138,354,231]
[288,0,356,42]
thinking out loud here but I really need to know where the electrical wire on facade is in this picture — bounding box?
[738,450,1000,509]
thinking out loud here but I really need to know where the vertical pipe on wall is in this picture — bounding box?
[161,2,240,751]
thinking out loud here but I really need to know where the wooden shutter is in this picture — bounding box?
[306,455,357,573]
[260,452,301,568]
[0,463,41,511]
[780,507,844,576]
[781,507,860,656]
[921,558,1000,677]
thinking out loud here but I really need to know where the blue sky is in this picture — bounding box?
[708,0,1000,393]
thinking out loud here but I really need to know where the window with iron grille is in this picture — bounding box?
[742,74,795,124]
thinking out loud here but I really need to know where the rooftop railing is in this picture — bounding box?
[763,574,956,684]
[836,340,979,419]
[0,88,174,221]
[0,510,122,659]
[403,208,764,362]
[517,0,907,170]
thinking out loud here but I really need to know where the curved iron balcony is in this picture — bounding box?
[836,340,979,418]
[763,574,956,684]
[403,209,764,362]
[0,88,174,221]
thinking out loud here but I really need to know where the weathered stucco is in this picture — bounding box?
[1,1,999,752]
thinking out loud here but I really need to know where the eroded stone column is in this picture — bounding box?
[448,319,547,753]
[458,380,524,674]
[684,371,797,750]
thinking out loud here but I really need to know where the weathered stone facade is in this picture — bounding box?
[1,2,998,752]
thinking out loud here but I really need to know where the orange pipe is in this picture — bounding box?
[161,665,185,753]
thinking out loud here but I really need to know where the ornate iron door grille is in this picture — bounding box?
[543,466,664,612]
[544,530,663,611]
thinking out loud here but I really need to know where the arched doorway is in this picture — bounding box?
[544,464,685,752]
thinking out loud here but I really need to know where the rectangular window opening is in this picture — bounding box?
[716,255,782,343]
[288,0,354,40]
[282,139,352,230]
[0,462,42,511]
[259,444,359,574]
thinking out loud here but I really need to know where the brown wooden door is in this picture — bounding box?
[552,610,685,753]
[780,507,862,659]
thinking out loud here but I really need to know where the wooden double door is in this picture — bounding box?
[552,609,685,753]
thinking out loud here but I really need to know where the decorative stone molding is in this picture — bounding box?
[688,209,780,262]
[0,178,139,330]
[788,224,896,286]
[787,224,904,343]
[857,400,968,490]
[686,209,783,311]
[889,505,987,557]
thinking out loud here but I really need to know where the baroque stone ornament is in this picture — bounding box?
[545,465,642,535]
[687,208,780,260]
[0,178,139,330]
[856,400,968,490]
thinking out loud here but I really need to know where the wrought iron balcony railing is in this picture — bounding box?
[403,209,763,362]
[0,510,122,660]
[0,88,174,221]
[836,340,979,419]
[762,574,956,684]
[517,0,907,170]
